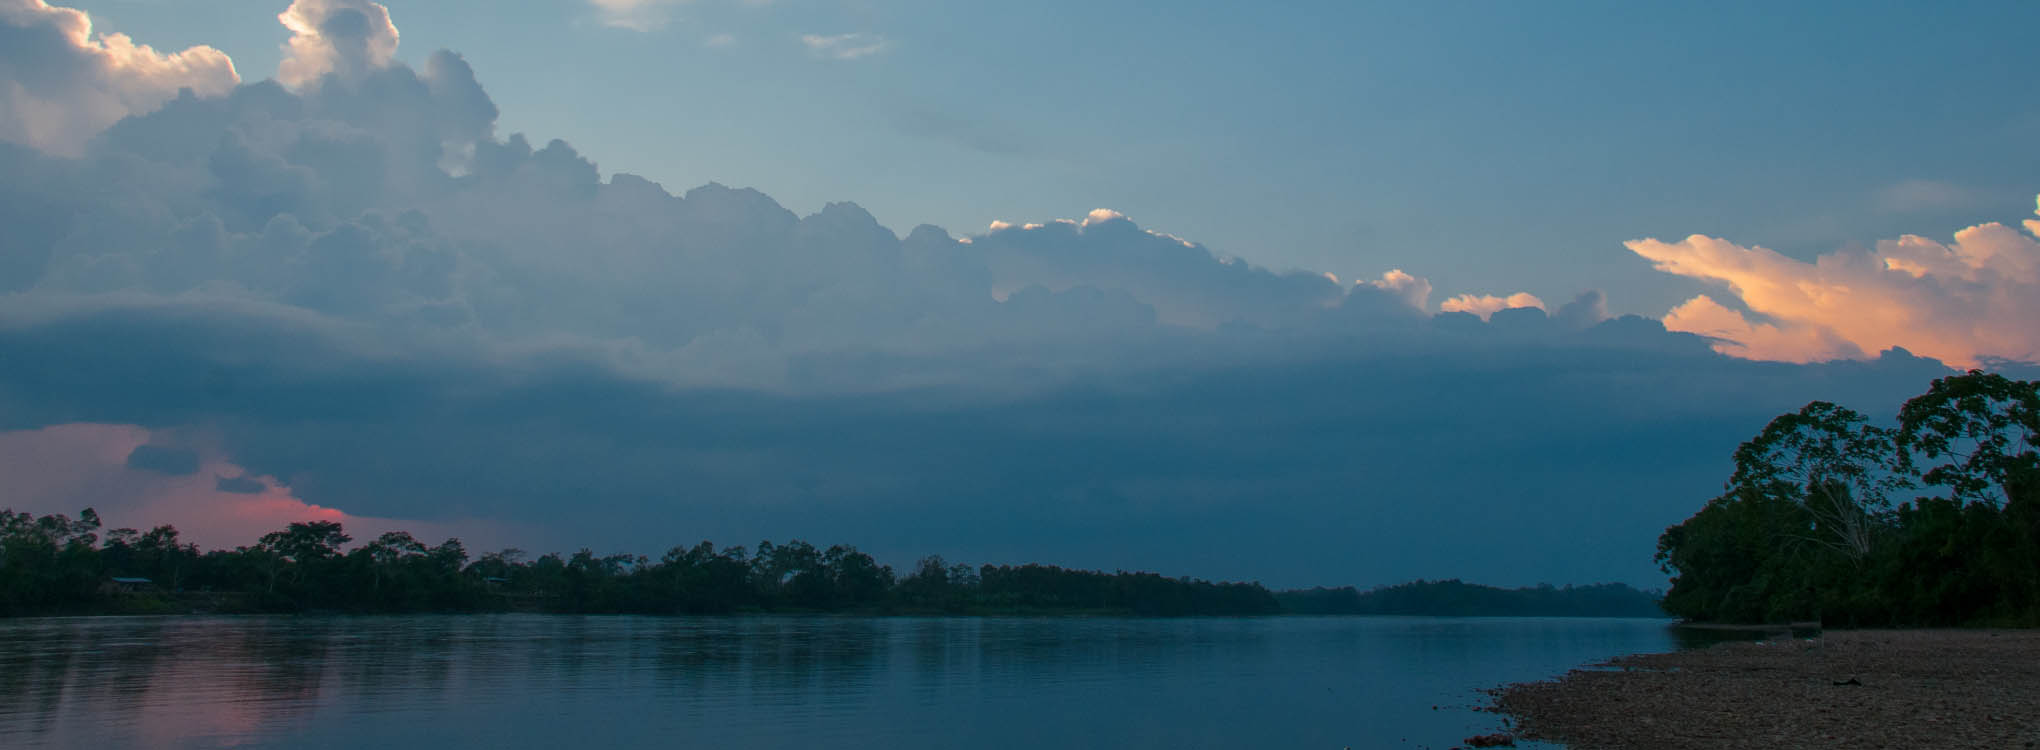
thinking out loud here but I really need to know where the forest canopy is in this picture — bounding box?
[0,515,1292,617]
[0,512,1664,618]
[1655,371,2040,626]
[1276,580,1664,618]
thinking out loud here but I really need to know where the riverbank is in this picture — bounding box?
[1490,629,2040,748]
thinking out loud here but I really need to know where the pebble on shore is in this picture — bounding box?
[1491,629,2040,749]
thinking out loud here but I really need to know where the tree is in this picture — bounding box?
[823,544,892,607]
[256,521,351,597]
[259,521,352,563]
[1730,401,1905,562]
[1658,373,2040,625]
[1897,371,2040,510]
[361,531,426,601]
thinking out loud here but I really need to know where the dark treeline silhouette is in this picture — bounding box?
[1274,580,1664,617]
[0,516,1281,616]
[1656,371,2040,626]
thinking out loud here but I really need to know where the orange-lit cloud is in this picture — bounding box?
[1660,294,1863,363]
[1629,195,2040,367]
[1439,292,1545,320]
[0,423,514,551]
[0,0,238,155]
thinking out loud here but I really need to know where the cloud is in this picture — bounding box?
[125,443,200,475]
[1553,290,1609,329]
[277,0,400,88]
[1629,200,2040,367]
[0,1,1998,587]
[0,423,513,550]
[214,474,267,494]
[1659,294,1862,363]
[587,0,681,32]
[0,0,238,155]
[1366,270,1432,311]
[801,32,889,60]
[1438,292,1545,320]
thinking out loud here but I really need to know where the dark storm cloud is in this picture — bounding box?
[0,5,1969,586]
[215,475,267,494]
[124,443,199,476]
[0,287,1954,585]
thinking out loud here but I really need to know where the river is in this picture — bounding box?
[0,614,1678,748]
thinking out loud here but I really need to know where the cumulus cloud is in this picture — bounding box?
[1365,270,1432,311]
[1630,200,2040,367]
[125,443,200,476]
[1438,291,1545,320]
[801,32,888,60]
[0,0,238,155]
[277,0,400,88]
[214,474,267,494]
[1659,294,1862,363]
[1553,290,1609,329]
[0,1,1992,586]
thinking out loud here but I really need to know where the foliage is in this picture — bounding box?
[0,516,1279,617]
[1274,581,1664,617]
[1657,371,2040,626]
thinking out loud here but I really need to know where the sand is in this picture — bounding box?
[1489,629,2040,749]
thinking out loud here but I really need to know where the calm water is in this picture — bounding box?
[0,614,1677,749]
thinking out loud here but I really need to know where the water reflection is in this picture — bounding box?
[0,615,1677,749]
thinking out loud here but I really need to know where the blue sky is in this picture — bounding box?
[60,0,2040,313]
[2,0,2037,587]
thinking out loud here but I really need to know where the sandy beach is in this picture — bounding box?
[1491,629,2040,749]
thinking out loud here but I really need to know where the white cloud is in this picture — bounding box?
[1366,269,1432,312]
[801,32,889,60]
[587,0,682,32]
[0,0,238,155]
[1083,208,1126,226]
[1630,199,2040,367]
[276,0,400,88]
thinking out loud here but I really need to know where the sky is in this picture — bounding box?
[1,0,2037,588]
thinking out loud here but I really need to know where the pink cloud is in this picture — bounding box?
[1629,195,2040,367]
[0,423,521,551]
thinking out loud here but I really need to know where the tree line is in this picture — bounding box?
[1655,371,2040,626]
[1276,580,1664,617]
[0,514,1283,616]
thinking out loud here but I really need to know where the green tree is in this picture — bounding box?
[1897,371,2040,510]
[1730,401,1905,563]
